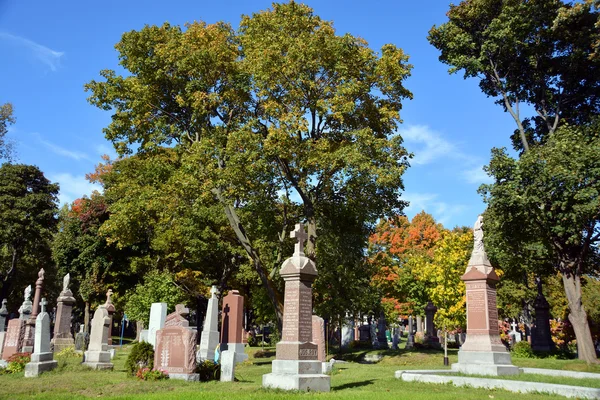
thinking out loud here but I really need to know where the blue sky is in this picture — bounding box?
[0,0,522,229]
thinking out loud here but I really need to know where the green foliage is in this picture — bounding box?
[6,352,31,373]
[429,0,600,152]
[196,360,221,381]
[56,346,80,358]
[125,341,155,376]
[135,367,169,381]
[0,163,59,301]
[0,103,16,161]
[512,341,535,358]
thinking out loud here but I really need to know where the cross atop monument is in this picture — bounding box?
[290,223,308,256]
[105,289,113,305]
[511,321,518,332]
[210,285,219,298]
[40,298,47,313]
[175,304,189,316]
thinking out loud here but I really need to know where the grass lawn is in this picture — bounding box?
[1,345,598,400]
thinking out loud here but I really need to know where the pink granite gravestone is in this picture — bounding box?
[22,269,44,352]
[52,274,76,352]
[154,304,198,381]
[2,319,25,360]
[312,315,326,362]
[451,216,519,376]
[263,223,330,392]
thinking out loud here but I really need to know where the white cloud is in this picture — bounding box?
[49,173,102,206]
[399,125,459,165]
[40,138,92,162]
[462,165,494,185]
[0,32,64,71]
[403,191,468,227]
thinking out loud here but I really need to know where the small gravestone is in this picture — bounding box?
[341,315,354,348]
[83,306,113,370]
[52,274,76,352]
[416,315,423,334]
[75,325,88,351]
[312,315,326,362]
[25,298,57,377]
[262,223,330,392]
[198,286,220,362]
[358,324,370,342]
[509,321,521,345]
[148,302,167,348]
[406,316,415,349]
[392,327,400,350]
[154,304,198,381]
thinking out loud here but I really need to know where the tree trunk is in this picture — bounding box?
[84,301,90,334]
[135,320,144,341]
[213,187,284,331]
[561,272,598,363]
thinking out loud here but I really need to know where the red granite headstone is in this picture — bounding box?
[221,290,244,347]
[2,319,25,360]
[312,315,326,362]
[154,326,197,374]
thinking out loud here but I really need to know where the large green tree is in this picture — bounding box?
[85,2,412,328]
[480,122,600,363]
[429,0,600,152]
[0,163,58,304]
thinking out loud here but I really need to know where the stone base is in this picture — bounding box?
[169,373,199,381]
[198,330,220,361]
[0,360,6,368]
[83,350,113,370]
[263,360,330,392]
[451,350,520,376]
[25,357,58,378]
[52,337,75,353]
[22,345,33,353]
[322,361,332,374]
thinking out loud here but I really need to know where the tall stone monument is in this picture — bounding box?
[25,298,58,377]
[376,311,389,349]
[23,269,44,352]
[148,302,167,348]
[424,301,441,349]
[451,216,520,376]
[198,286,220,362]
[220,290,248,361]
[0,299,8,357]
[103,289,116,345]
[52,274,76,352]
[263,223,330,392]
[83,305,114,370]
[154,304,198,381]
[531,278,555,352]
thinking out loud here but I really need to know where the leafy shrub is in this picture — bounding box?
[136,367,169,381]
[125,341,154,375]
[56,346,80,358]
[512,341,534,358]
[196,360,220,381]
[6,352,31,373]
[268,327,281,346]
[247,335,258,347]
[414,332,424,344]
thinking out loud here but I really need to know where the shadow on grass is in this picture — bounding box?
[333,379,376,391]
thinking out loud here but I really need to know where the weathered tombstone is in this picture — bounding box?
[509,321,522,345]
[375,311,388,349]
[52,274,76,352]
[531,278,555,352]
[424,301,441,349]
[25,298,57,377]
[406,316,415,349]
[83,306,113,370]
[263,223,330,392]
[198,286,220,362]
[416,315,423,334]
[341,315,354,348]
[451,216,519,376]
[358,323,370,342]
[148,302,167,348]
[23,269,44,352]
[0,299,9,358]
[75,325,88,351]
[103,290,115,346]
[392,327,400,350]
[3,287,30,360]
[154,304,198,381]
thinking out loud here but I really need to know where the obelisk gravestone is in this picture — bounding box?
[52,274,76,352]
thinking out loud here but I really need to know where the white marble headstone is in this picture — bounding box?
[148,303,167,348]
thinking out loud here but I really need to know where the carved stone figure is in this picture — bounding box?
[62,273,70,293]
[473,215,484,253]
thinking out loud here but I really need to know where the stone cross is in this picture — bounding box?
[105,289,113,305]
[511,321,518,332]
[176,304,189,316]
[40,298,47,313]
[291,223,308,256]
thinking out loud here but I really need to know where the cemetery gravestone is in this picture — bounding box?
[148,302,167,348]
[3,287,31,360]
[154,304,198,381]
[451,216,519,376]
[531,278,555,352]
[406,316,415,349]
[424,301,441,349]
[341,315,354,348]
[509,321,521,344]
[104,290,115,346]
[416,315,423,334]
[220,289,248,381]
[139,330,149,343]
[312,315,326,362]
[198,286,220,362]
[75,325,88,351]
[52,274,76,352]
[263,223,330,392]
[0,299,8,358]
[376,311,389,349]
[25,298,57,377]
[23,269,44,352]
[83,306,113,370]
